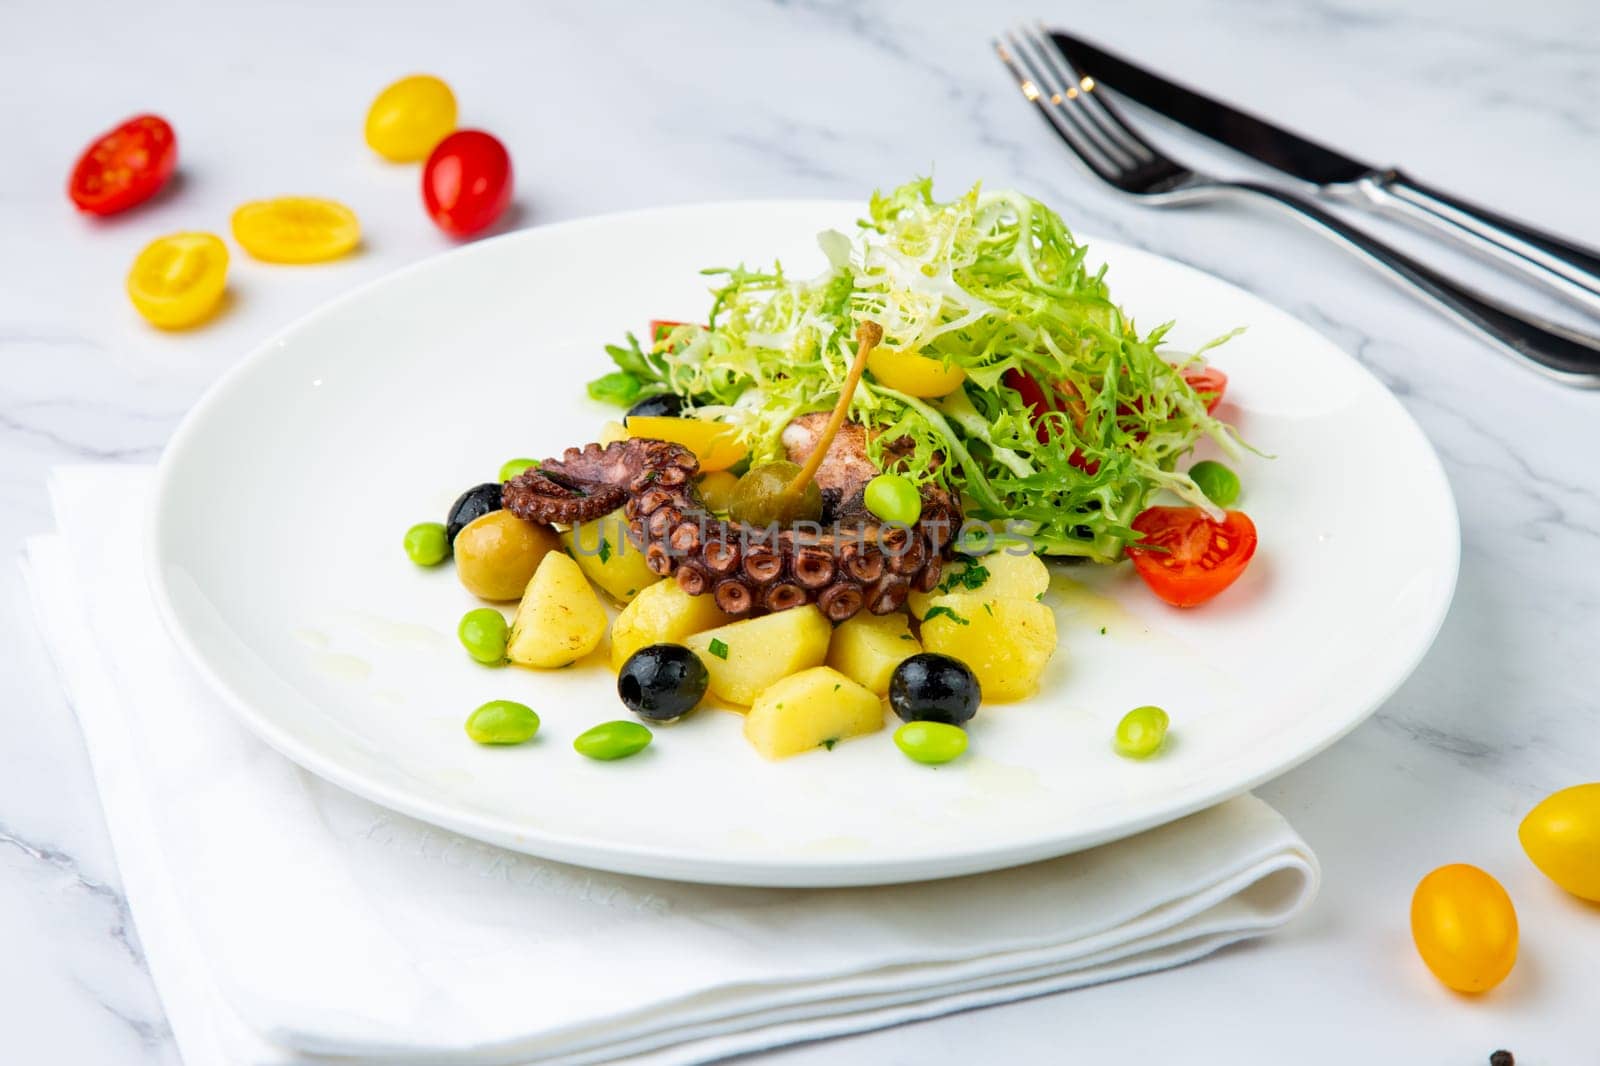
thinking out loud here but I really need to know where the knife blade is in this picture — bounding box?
[1051,32,1374,185]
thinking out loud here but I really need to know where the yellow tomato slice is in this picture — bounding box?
[231,197,361,264]
[126,232,229,330]
[365,74,457,162]
[867,347,966,398]
[626,416,748,472]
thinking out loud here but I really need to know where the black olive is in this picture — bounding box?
[626,392,686,419]
[889,653,980,725]
[446,482,504,545]
[618,644,709,722]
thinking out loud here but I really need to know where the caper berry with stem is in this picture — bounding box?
[1188,460,1240,507]
[864,473,922,525]
[465,700,540,745]
[1114,705,1170,758]
[404,522,450,566]
[728,460,823,527]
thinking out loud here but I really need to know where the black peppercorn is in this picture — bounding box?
[1489,1050,1514,1066]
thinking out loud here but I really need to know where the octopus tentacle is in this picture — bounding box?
[506,437,960,622]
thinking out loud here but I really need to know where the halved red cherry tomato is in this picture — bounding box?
[1180,365,1228,413]
[650,319,691,343]
[1126,506,1257,607]
[68,114,177,216]
[422,130,512,237]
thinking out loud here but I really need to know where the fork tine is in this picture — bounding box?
[996,31,1121,182]
[1007,27,1142,174]
[1023,22,1164,167]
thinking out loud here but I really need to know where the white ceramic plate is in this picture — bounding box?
[150,200,1458,887]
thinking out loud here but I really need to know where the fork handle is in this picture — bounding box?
[1238,182,1600,386]
[1342,169,1600,317]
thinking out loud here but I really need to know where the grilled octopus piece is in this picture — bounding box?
[502,437,961,622]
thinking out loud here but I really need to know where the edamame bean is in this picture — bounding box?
[465,700,540,745]
[499,457,538,482]
[458,608,509,664]
[894,720,968,765]
[1114,705,1169,758]
[573,720,653,761]
[1188,461,1240,507]
[863,473,922,526]
[404,521,450,566]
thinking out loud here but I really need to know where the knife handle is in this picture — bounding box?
[1348,170,1600,317]
[1239,182,1600,385]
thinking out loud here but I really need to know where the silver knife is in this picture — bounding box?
[1053,32,1600,317]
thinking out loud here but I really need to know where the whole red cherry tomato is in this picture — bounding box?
[68,114,178,216]
[422,130,512,236]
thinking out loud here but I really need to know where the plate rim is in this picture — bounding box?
[147,198,1461,886]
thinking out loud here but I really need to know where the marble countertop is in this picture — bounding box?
[4,0,1598,1061]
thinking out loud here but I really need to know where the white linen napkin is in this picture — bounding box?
[20,465,1319,1065]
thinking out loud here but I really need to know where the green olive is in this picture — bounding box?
[728,460,823,527]
[1114,705,1170,758]
[465,700,541,745]
[573,720,653,761]
[454,510,561,601]
[499,457,539,482]
[696,470,739,514]
[1188,461,1240,507]
[458,608,509,665]
[404,522,450,566]
[894,720,968,765]
[864,473,922,525]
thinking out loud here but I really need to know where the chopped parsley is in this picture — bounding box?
[940,562,990,593]
[982,601,994,616]
[833,683,841,691]
[923,605,970,626]
[1099,626,1107,635]
[821,738,838,751]
[707,638,730,660]
[597,537,612,564]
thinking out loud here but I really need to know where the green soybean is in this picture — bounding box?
[1188,461,1240,508]
[574,720,653,761]
[500,457,539,482]
[404,522,450,566]
[864,473,922,525]
[465,700,541,745]
[1114,705,1170,759]
[458,608,509,665]
[894,721,968,765]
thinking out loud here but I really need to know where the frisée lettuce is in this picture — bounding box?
[588,178,1245,562]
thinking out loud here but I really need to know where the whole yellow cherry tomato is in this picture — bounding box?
[365,74,457,162]
[866,347,967,398]
[625,416,747,472]
[126,232,229,329]
[1519,782,1600,901]
[231,197,361,264]
[1410,864,1518,993]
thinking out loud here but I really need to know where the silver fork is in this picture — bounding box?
[995,23,1600,387]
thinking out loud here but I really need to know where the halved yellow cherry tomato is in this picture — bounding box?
[625,416,747,472]
[231,197,361,264]
[866,347,966,398]
[126,232,229,329]
[1410,864,1518,993]
[1519,782,1600,901]
[365,74,457,162]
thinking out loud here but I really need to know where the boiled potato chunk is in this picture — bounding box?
[561,508,658,604]
[744,667,884,759]
[919,593,1057,702]
[686,606,831,705]
[908,551,1051,618]
[827,610,921,695]
[610,578,733,671]
[506,551,608,668]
